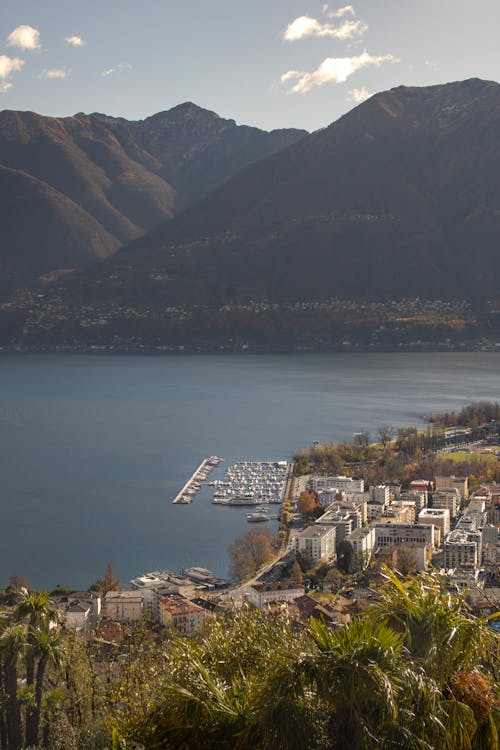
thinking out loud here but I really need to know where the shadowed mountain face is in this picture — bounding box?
[59,78,500,308]
[0,105,306,294]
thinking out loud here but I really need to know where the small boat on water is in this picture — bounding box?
[246,510,270,523]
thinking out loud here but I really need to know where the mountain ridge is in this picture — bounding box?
[0,104,307,296]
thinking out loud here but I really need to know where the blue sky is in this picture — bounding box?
[1,1,500,132]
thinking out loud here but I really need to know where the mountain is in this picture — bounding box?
[95,102,308,210]
[0,106,306,294]
[59,78,500,305]
[4,78,500,351]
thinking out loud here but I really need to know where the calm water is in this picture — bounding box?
[1,352,499,589]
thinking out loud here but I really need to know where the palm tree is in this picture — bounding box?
[372,566,499,749]
[25,623,63,747]
[294,617,414,749]
[14,589,58,746]
[0,623,25,750]
[373,567,493,686]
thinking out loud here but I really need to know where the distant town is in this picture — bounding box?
[2,291,500,352]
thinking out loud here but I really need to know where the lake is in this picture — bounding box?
[1,352,499,589]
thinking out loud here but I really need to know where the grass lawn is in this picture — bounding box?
[439,451,497,463]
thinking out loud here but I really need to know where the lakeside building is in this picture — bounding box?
[309,475,364,494]
[104,591,143,622]
[294,524,337,563]
[418,507,451,538]
[249,581,305,609]
[130,571,194,616]
[159,596,206,635]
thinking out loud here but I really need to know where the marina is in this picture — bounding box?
[171,456,222,504]
[212,460,293,506]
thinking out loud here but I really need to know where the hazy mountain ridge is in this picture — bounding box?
[0,105,307,295]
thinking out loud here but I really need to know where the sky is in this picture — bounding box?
[1,0,500,133]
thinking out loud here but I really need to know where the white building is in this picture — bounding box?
[444,530,482,570]
[249,582,305,609]
[347,526,376,565]
[65,601,92,631]
[418,507,451,538]
[309,476,364,494]
[374,523,435,550]
[104,591,143,622]
[432,488,461,519]
[294,524,337,562]
[369,485,390,504]
[130,571,194,618]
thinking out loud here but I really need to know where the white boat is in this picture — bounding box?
[246,511,270,522]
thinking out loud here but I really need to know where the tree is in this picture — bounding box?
[377,425,395,446]
[0,623,25,750]
[289,560,303,585]
[98,564,121,597]
[354,431,371,447]
[13,589,62,748]
[228,529,277,581]
[297,491,319,520]
[394,545,418,576]
[336,540,355,574]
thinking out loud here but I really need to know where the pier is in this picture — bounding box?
[171,456,222,504]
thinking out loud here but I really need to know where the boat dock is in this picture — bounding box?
[211,460,293,506]
[171,456,222,504]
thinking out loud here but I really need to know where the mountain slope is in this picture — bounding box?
[0,163,117,298]
[69,78,500,305]
[0,106,306,295]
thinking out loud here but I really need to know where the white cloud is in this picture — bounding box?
[0,55,24,79]
[283,15,367,42]
[65,35,86,47]
[347,86,373,103]
[100,63,132,77]
[6,25,41,51]
[281,50,398,93]
[0,82,13,94]
[37,68,70,80]
[322,4,355,18]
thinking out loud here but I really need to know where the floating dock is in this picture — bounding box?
[171,456,222,504]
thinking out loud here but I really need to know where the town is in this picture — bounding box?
[2,401,500,748]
